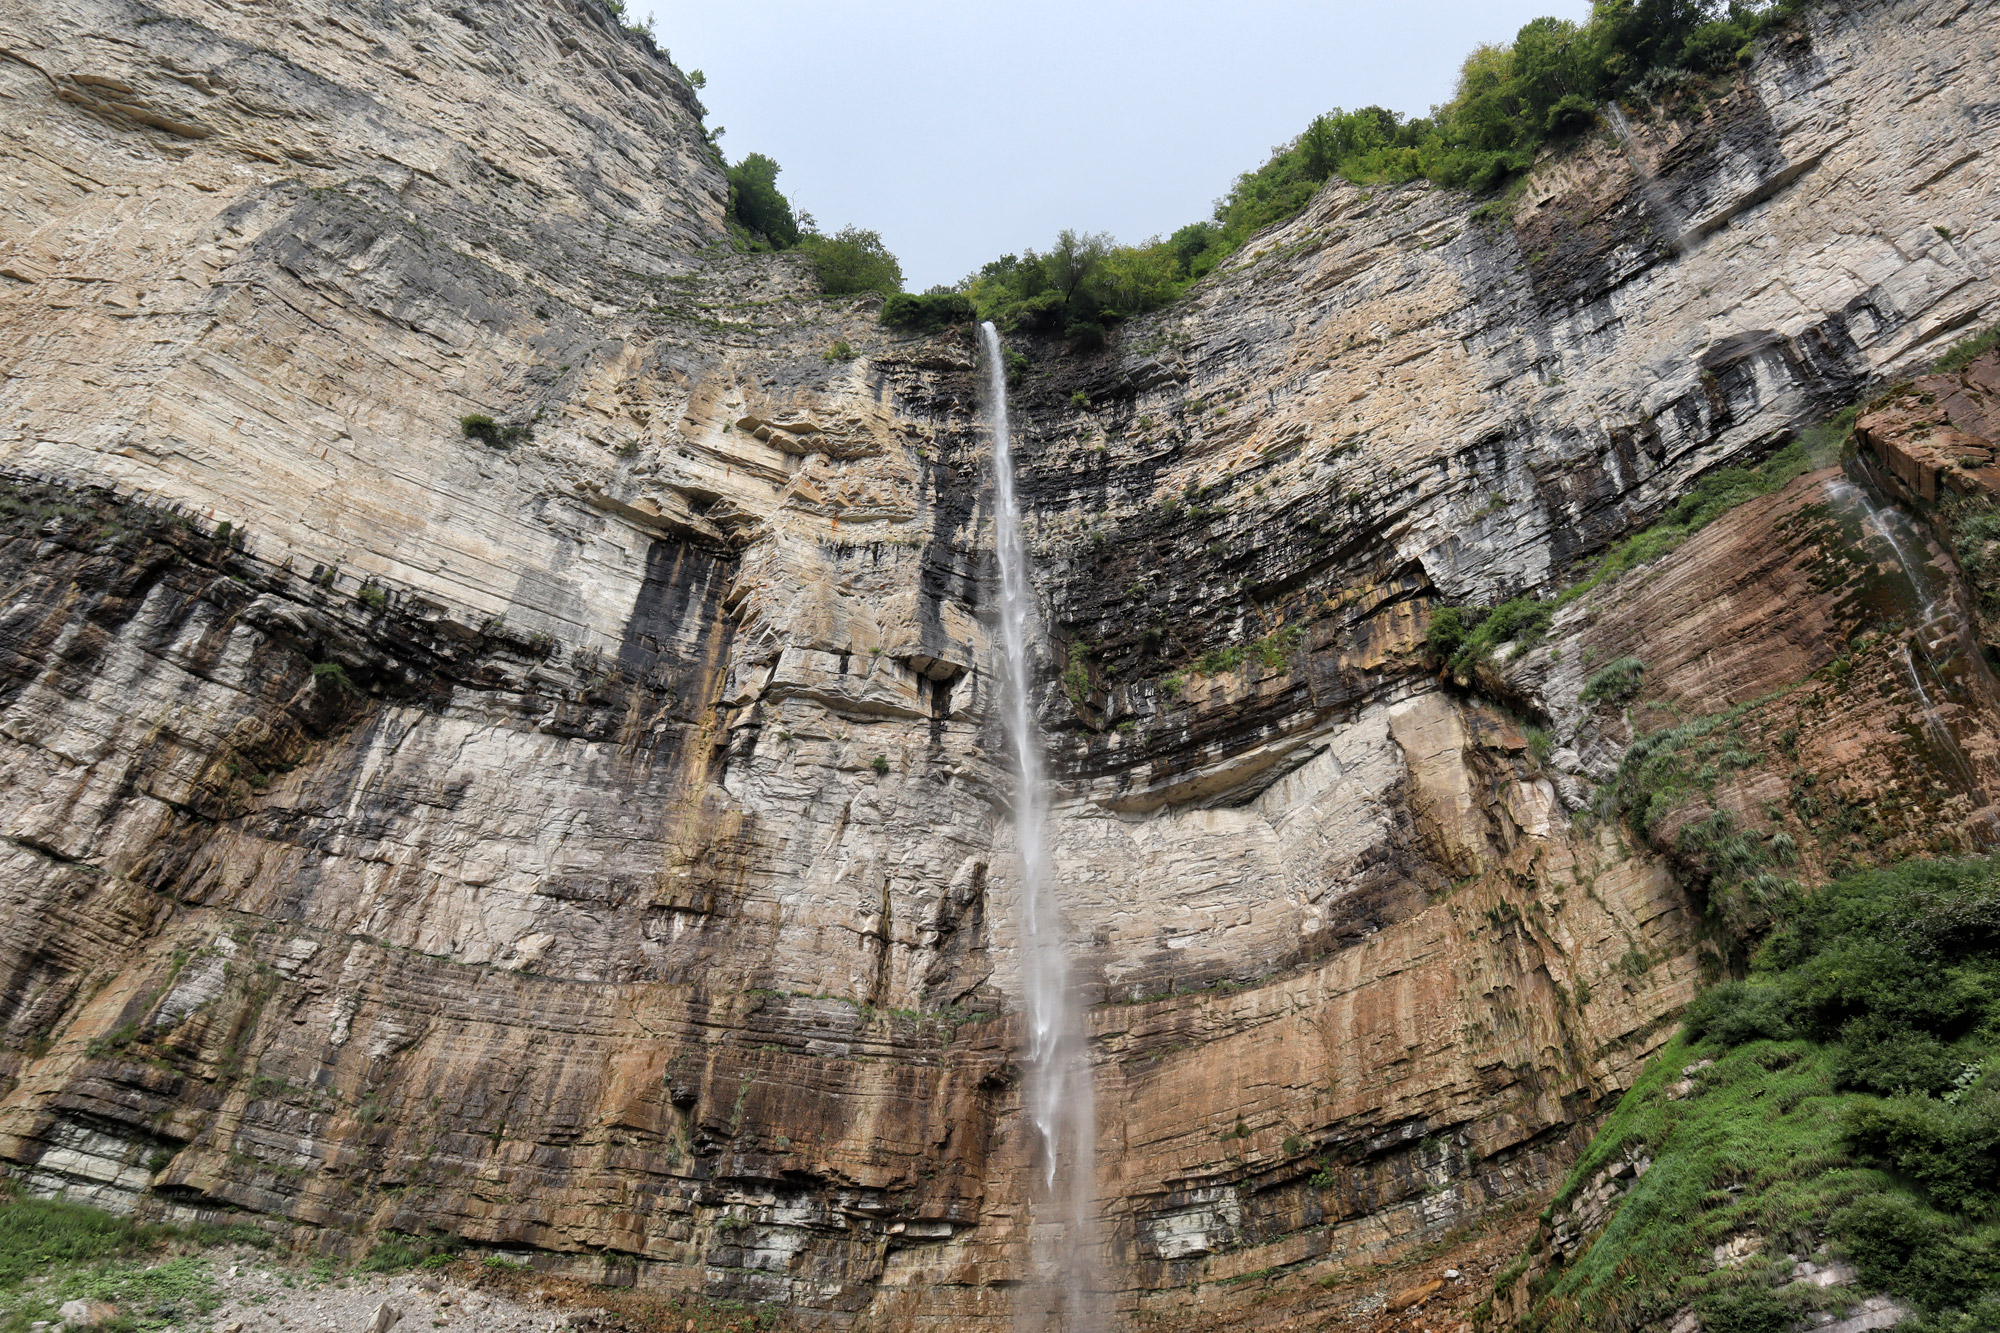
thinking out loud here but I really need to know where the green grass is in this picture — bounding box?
[1580,656,1647,705]
[0,1191,270,1331]
[1511,854,2000,1333]
[1194,624,1307,677]
[1603,696,1772,838]
[0,1195,156,1291]
[1934,322,2000,375]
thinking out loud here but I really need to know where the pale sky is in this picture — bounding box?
[639,1,1591,292]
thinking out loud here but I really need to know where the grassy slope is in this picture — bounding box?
[1497,856,2000,1333]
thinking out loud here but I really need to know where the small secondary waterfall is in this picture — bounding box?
[1606,103,1688,256]
[980,321,1100,1332]
[1824,475,1996,833]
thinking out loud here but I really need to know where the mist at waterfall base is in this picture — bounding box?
[980,321,1101,1331]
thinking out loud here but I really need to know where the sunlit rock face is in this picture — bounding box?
[0,0,1996,1324]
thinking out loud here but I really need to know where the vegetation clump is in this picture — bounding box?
[879,291,975,332]
[802,226,902,296]
[1581,655,1647,704]
[721,153,905,296]
[1933,320,2000,375]
[359,1232,461,1272]
[1516,854,2000,1333]
[0,1189,267,1329]
[726,152,801,250]
[459,414,530,449]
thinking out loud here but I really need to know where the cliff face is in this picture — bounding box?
[0,0,1996,1326]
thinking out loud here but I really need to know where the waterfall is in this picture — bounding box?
[1606,103,1688,256]
[980,321,1099,1332]
[1825,477,1946,627]
[1824,475,1996,833]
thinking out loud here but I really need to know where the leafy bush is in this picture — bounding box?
[1845,1091,2000,1214]
[1512,853,2000,1333]
[966,230,1132,341]
[1682,980,1793,1047]
[1424,605,1480,665]
[880,291,973,332]
[823,340,856,363]
[1424,595,1552,676]
[721,153,906,299]
[802,226,903,296]
[727,153,800,249]
[460,414,529,449]
[1835,1016,1963,1097]
[1834,1193,1997,1312]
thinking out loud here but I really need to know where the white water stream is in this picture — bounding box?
[1824,476,1993,819]
[980,321,1099,1332]
[1606,103,1688,256]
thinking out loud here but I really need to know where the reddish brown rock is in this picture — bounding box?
[1858,352,2000,503]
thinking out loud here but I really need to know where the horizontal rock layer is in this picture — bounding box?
[0,0,1996,1326]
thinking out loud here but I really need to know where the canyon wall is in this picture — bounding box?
[0,0,1996,1326]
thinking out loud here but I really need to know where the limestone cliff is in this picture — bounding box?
[0,0,1996,1327]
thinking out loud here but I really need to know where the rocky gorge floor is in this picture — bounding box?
[3,1242,781,1333]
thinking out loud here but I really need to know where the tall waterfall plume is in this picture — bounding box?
[980,321,1100,1331]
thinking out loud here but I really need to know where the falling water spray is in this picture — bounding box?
[980,321,1100,1331]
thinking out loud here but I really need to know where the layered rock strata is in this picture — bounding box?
[0,0,1996,1326]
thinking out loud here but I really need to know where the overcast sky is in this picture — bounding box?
[638,1,1590,292]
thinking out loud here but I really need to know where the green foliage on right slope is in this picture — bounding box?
[1505,855,2000,1333]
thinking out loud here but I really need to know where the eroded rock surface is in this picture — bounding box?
[0,0,1997,1326]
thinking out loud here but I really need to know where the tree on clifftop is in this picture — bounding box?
[727,152,800,250]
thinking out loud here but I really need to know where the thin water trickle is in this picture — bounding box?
[1825,476,1995,826]
[981,321,1099,1332]
[1825,478,1943,624]
[1606,103,1687,256]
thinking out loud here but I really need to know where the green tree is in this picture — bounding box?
[727,153,800,249]
[951,0,1806,353]
[802,226,903,296]
[1048,230,1113,306]
[1589,0,1714,90]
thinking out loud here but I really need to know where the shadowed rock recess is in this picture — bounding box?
[0,0,1997,1327]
